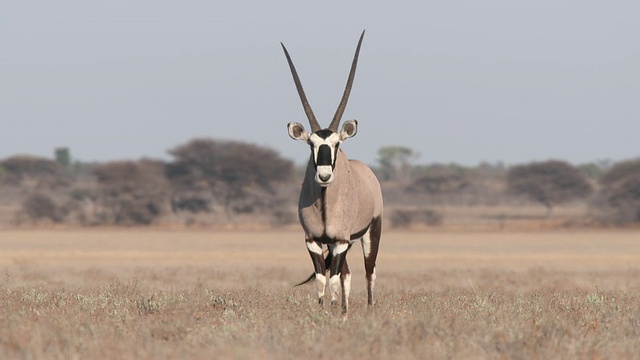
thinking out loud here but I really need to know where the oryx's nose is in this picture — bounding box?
[319,173,331,182]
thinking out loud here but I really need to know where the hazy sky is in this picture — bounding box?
[2,1,639,166]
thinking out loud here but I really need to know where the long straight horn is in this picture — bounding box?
[328,30,365,132]
[281,43,321,132]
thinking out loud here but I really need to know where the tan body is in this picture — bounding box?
[299,150,382,242]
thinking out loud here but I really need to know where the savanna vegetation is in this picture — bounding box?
[0,141,639,228]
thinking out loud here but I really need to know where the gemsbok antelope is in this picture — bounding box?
[282,31,383,314]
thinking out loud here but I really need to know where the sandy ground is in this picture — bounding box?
[1,228,639,293]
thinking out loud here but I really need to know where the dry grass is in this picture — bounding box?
[1,229,640,359]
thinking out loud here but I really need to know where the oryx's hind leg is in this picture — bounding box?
[306,239,326,305]
[340,259,351,314]
[361,216,382,306]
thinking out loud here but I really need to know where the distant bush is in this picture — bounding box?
[390,208,443,228]
[394,164,510,207]
[599,159,640,187]
[595,159,640,224]
[506,160,593,216]
[93,160,171,225]
[579,162,609,180]
[403,165,472,206]
[167,138,295,217]
[407,172,469,195]
[21,193,64,224]
[605,175,640,223]
[70,187,96,202]
[0,156,72,189]
[165,161,214,214]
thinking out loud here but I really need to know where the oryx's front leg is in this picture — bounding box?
[306,239,326,305]
[329,240,351,313]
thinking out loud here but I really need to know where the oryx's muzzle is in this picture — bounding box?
[315,166,334,186]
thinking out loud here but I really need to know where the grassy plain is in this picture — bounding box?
[1,228,640,359]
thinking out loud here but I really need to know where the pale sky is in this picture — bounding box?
[2,1,639,166]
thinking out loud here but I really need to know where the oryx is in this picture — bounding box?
[282,31,383,313]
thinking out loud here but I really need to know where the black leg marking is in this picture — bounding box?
[305,239,327,306]
[329,241,351,310]
[295,249,333,287]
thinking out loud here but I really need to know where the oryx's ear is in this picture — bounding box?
[339,119,358,141]
[287,122,310,141]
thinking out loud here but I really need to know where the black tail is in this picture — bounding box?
[294,272,316,287]
[294,250,333,286]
